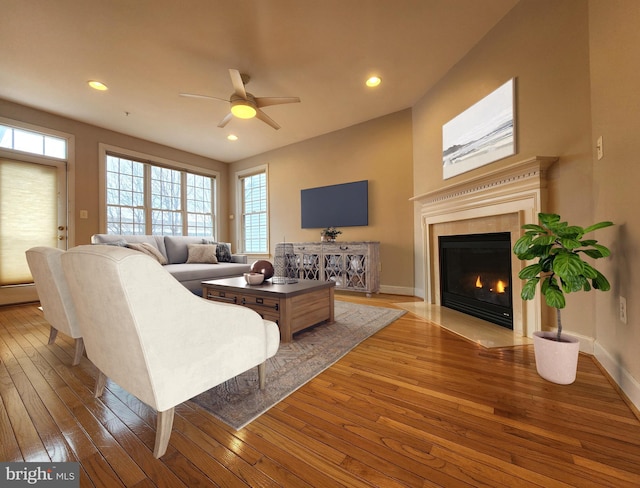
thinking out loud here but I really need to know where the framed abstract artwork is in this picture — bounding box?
[442,78,516,180]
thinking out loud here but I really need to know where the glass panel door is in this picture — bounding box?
[0,158,66,304]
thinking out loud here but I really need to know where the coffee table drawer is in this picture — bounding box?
[240,295,279,311]
[249,308,280,324]
[204,288,239,304]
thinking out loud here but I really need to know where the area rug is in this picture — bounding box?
[190,301,405,430]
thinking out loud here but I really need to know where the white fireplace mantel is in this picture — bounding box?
[411,156,558,338]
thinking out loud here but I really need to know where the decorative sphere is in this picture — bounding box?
[250,260,274,280]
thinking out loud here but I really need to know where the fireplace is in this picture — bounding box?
[439,232,513,329]
[411,156,559,338]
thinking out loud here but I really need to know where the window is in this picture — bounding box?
[105,152,216,236]
[238,167,268,253]
[186,173,214,235]
[150,165,182,235]
[0,124,67,159]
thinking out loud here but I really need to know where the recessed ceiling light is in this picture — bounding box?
[366,76,381,88]
[227,134,238,141]
[88,80,108,91]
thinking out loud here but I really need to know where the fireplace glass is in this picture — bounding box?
[439,232,513,329]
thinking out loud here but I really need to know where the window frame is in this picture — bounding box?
[99,144,220,237]
[235,164,269,255]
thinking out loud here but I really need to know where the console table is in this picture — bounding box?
[278,241,380,296]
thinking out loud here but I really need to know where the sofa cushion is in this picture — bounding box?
[164,236,213,264]
[186,244,218,264]
[92,234,167,259]
[164,262,251,283]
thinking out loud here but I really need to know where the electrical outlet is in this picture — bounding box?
[619,296,628,324]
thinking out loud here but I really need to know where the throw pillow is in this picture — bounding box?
[139,242,168,265]
[202,239,232,262]
[126,242,168,265]
[186,244,218,264]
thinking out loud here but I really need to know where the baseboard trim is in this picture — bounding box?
[548,328,595,355]
[594,341,640,415]
[378,284,415,296]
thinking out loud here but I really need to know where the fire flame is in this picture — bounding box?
[496,280,506,293]
[475,276,482,288]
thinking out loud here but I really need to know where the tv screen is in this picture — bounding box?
[301,180,368,229]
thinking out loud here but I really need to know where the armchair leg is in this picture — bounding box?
[94,370,107,398]
[72,338,84,366]
[48,326,58,345]
[153,408,175,458]
[258,362,266,390]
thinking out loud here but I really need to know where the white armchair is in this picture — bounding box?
[61,244,280,458]
[25,247,85,365]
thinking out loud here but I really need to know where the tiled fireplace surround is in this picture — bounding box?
[412,156,558,342]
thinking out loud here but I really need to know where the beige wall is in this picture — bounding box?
[412,0,640,396]
[412,0,596,335]
[589,0,640,396]
[0,99,228,245]
[230,109,415,294]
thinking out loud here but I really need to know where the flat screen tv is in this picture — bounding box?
[301,180,368,229]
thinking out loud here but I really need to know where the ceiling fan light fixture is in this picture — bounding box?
[230,99,257,119]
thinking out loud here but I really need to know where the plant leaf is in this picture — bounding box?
[521,224,546,232]
[584,221,614,233]
[593,270,611,291]
[581,262,598,279]
[539,213,561,226]
[557,226,584,238]
[518,263,542,279]
[513,235,533,255]
[539,255,555,272]
[553,253,584,278]
[544,286,566,309]
[592,244,611,258]
[558,237,582,249]
[521,278,539,300]
[532,235,555,246]
[561,275,587,293]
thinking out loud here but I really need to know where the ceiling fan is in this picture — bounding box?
[180,69,301,130]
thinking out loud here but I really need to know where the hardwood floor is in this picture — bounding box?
[1,294,640,487]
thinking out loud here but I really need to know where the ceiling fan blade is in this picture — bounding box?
[255,96,301,108]
[229,69,247,99]
[255,108,281,130]
[217,112,233,128]
[180,93,228,102]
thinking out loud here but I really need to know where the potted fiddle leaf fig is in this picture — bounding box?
[513,213,614,384]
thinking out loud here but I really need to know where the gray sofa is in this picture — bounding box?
[91,234,251,293]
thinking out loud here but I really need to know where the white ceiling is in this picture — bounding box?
[0,0,518,163]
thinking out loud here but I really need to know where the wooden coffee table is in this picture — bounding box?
[202,277,335,342]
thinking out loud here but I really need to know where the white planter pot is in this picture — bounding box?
[533,331,580,385]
